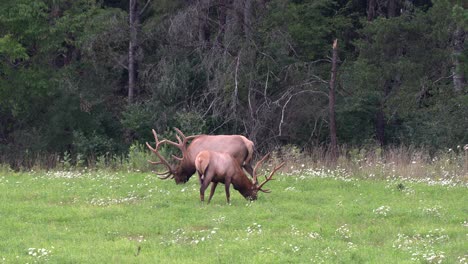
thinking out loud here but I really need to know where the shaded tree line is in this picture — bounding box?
[0,0,466,168]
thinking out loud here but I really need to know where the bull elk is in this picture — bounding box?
[146,128,254,184]
[195,151,285,203]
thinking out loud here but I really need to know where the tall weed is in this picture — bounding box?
[270,145,467,182]
[0,143,466,183]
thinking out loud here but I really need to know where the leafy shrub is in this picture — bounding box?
[125,143,153,172]
[72,130,117,166]
[126,142,173,172]
[173,111,207,135]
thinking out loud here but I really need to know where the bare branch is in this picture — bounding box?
[277,90,329,136]
[112,55,128,70]
[279,94,293,136]
[264,70,269,104]
[232,53,240,114]
[139,0,152,15]
[433,73,454,84]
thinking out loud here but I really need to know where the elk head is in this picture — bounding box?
[244,153,285,200]
[145,128,197,184]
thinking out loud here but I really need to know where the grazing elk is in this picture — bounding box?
[194,151,285,203]
[146,128,254,184]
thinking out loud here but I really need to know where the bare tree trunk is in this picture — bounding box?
[376,74,400,146]
[375,107,385,146]
[387,0,398,17]
[367,0,376,21]
[198,0,211,49]
[452,26,466,93]
[243,0,253,40]
[128,0,139,104]
[259,0,270,7]
[232,54,240,115]
[216,0,227,47]
[329,39,338,160]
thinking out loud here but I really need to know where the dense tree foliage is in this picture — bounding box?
[0,0,466,167]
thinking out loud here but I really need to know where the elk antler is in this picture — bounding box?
[146,129,176,179]
[252,153,272,185]
[256,162,285,193]
[159,127,198,160]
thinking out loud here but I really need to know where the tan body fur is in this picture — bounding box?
[195,150,283,203]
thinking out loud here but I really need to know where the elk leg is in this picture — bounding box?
[200,172,214,202]
[207,182,218,204]
[197,171,203,185]
[200,181,210,203]
[224,178,231,204]
[200,189,204,202]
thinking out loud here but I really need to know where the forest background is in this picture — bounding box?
[0,0,466,169]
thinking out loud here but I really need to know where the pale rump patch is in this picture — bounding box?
[195,151,211,177]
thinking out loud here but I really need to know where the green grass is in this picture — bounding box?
[0,170,466,263]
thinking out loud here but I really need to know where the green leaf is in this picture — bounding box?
[0,34,28,61]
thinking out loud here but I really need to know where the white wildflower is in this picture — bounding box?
[335,224,351,239]
[373,205,391,216]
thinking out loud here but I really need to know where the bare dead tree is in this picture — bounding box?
[243,0,253,40]
[197,0,211,49]
[329,39,338,160]
[216,0,227,46]
[128,0,139,104]
[452,26,466,93]
[367,0,376,21]
[387,0,398,17]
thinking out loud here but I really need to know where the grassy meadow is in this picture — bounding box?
[0,165,467,264]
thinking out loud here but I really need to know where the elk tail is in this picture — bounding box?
[241,136,254,165]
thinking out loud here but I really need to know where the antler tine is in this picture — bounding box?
[174,127,199,144]
[252,152,271,184]
[156,127,187,151]
[172,154,183,161]
[147,160,164,165]
[175,134,183,145]
[156,127,193,160]
[174,127,186,139]
[159,138,182,148]
[146,142,156,153]
[154,170,170,175]
[257,162,285,192]
[145,129,160,152]
[156,172,173,179]
[152,129,160,146]
[155,128,199,162]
